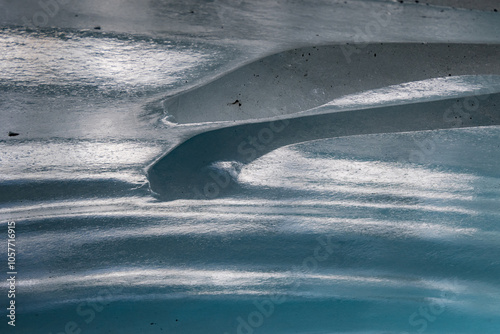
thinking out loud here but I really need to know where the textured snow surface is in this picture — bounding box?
[1,0,500,333]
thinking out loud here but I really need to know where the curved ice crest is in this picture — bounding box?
[148,44,500,200]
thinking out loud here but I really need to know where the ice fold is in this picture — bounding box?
[148,43,500,200]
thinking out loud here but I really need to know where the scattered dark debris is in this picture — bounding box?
[8,132,19,137]
[150,322,156,325]
[228,100,242,107]
[94,26,101,30]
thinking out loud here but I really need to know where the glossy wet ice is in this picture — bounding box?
[1,1,500,333]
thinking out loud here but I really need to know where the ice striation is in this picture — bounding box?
[1,1,500,333]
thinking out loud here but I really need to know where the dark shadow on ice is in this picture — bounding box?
[148,92,500,200]
[148,43,500,200]
[0,179,148,204]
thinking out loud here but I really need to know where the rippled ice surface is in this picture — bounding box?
[1,4,500,334]
[3,128,500,334]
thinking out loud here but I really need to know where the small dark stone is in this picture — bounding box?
[175,319,178,322]
[374,53,376,57]
[228,99,241,106]
[494,9,498,12]
[94,26,101,30]
[190,10,194,14]
[8,132,19,137]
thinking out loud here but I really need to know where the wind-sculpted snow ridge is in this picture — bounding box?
[148,43,500,201]
[161,43,500,124]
